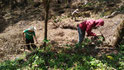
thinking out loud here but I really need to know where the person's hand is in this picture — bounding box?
[97,34,101,36]
[36,41,38,44]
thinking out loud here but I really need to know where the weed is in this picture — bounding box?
[0,40,123,70]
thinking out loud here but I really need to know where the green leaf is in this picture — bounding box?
[43,39,50,43]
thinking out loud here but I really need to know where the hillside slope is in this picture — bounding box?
[0,0,124,62]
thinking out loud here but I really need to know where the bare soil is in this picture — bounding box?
[0,13,124,62]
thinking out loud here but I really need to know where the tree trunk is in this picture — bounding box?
[43,0,50,47]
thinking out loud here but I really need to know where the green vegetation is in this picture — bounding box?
[0,38,123,70]
[0,48,123,70]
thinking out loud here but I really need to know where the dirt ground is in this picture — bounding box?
[0,13,124,62]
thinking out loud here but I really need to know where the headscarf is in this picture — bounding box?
[27,26,36,31]
[95,19,104,26]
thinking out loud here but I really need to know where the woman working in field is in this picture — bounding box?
[77,19,104,45]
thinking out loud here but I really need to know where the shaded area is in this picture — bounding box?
[0,23,9,33]
[0,16,8,33]
[0,7,45,33]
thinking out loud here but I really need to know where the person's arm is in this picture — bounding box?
[34,35,38,44]
[22,32,26,41]
[86,24,96,36]
[33,32,38,44]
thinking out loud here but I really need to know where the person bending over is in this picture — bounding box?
[77,19,104,45]
[23,26,38,50]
